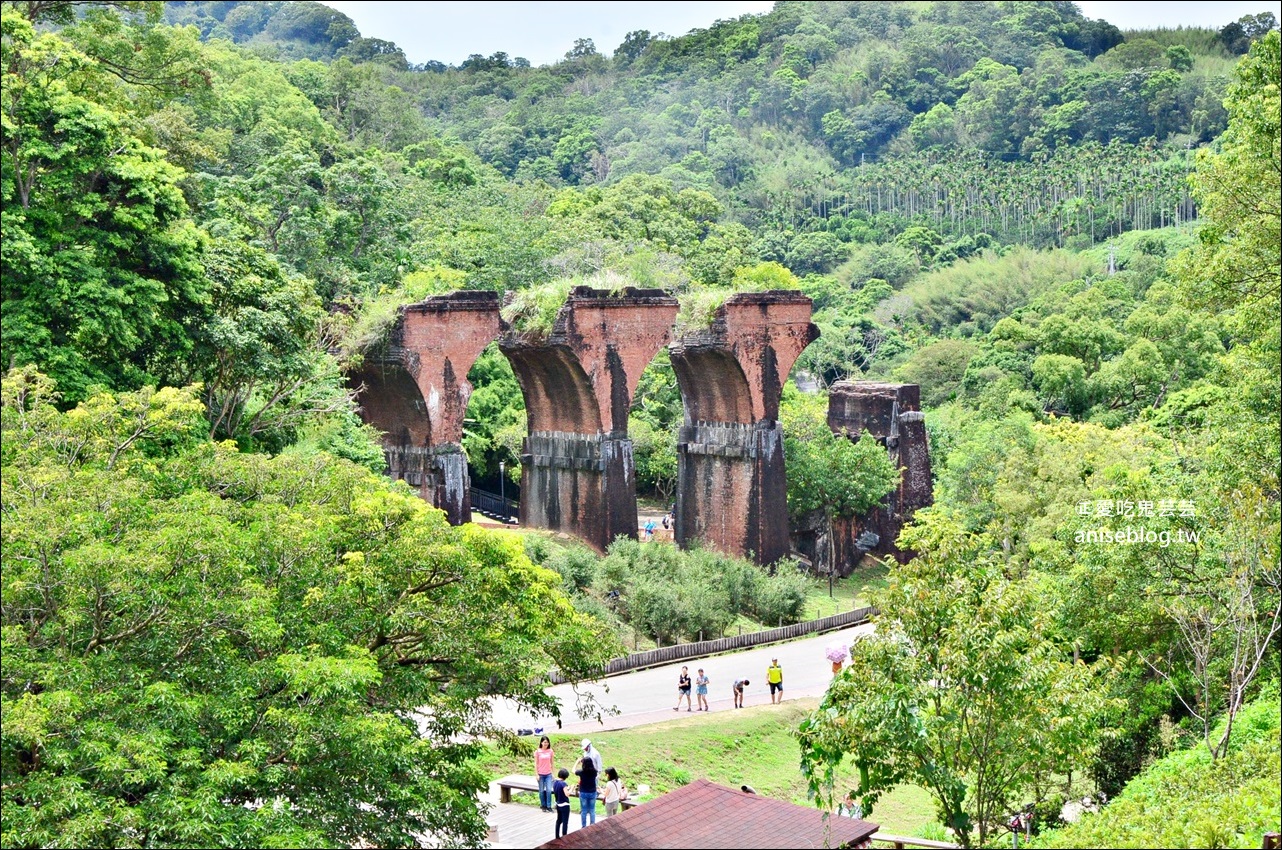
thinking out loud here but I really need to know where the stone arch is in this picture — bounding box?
[351,362,431,485]
[498,287,679,551]
[669,291,819,564]
[500,344,603,435]
[669,348,754,425]
[348,291,501,524]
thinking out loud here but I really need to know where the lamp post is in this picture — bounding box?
[498,460,506,524]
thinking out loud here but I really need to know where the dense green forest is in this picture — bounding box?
[2,1,1279,847]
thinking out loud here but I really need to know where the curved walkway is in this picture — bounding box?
[480,622,874,848]
[490,621,873,734]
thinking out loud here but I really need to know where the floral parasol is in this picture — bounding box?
[825,642,849,664]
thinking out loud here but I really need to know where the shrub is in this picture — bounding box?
[1032,691,1282,849]
[748,568,810,626]
[501,279,574,340]
[548,545,599,592]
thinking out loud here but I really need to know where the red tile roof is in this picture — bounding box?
[536,779,878,849]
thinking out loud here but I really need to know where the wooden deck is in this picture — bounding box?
[482,777,604,849]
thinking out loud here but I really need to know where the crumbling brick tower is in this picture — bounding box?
[669,292,819,565]
[500,287,679,552]
[826,381,933,568]
[350,291,502,524]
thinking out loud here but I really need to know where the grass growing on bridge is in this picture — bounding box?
[474,698,939,836]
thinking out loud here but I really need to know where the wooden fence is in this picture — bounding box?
[549,606,876,684]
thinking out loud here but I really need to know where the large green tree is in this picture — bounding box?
[0,368,618,848]
[780,388,898,543]
[797,511,1114,848]
[1172,30,1281,346]
[0,11,207,403]
[1158,30,1282,762]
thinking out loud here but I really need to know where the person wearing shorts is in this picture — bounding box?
[767,658,783,704]
[695,668,710,711]
[733,678,750,708]
[674,666,692,711]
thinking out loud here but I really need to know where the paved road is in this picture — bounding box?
[490,621,875,734]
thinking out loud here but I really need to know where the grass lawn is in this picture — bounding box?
[474,698,940,836]
[801,563,890,620]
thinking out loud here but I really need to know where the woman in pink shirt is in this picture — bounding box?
[535,736,556,812]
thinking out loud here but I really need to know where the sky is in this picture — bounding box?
[324,1,1282,68]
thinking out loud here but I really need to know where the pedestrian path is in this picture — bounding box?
[490,622,873,734]
[476,618,876,848]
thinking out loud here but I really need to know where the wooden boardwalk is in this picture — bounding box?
[482,778,599,849]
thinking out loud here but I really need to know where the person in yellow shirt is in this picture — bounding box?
[766,658,783,704]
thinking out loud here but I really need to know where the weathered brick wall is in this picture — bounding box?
[826,381,933,569]
[350,291,502,524]
[500,287,678,552]
[671,292,819,565]
[351,287,827,565]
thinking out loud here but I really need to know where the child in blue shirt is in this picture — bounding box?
[553,768,571,838]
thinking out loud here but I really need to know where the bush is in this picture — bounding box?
[1032,792,1067,835]
[501,279,574,340]
[526,535,822,642]
[548,545,599,592]
[1032,691,1282,849]
[748,568,810,626]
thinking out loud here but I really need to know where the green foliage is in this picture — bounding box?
[901,247,1094,335]
[780,389,898,523]
[1172,30,1280,353]
[676,262,800,332]
[461,345,525,482]
[797,511,1118,848]
[1032,691,1282,849]
[165,1,360,61]
[521,536,811,644]
[500,279,575,340]
[1,12,208,404]
[195,237,348,449]
[0,369,618,848]
[630,415,678,503]
[675,287,734,332]
[893,340,979,408]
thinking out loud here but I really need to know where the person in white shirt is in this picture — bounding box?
[602,767,626,816]
[581,739,603,772]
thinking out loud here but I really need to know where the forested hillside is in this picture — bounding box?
[2,1,1279,847]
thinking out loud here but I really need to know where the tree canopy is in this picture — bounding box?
[0,368,618,847]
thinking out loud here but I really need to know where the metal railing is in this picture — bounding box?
[470,487,518,523]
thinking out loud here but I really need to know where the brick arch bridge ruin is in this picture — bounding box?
[350,287,818,564]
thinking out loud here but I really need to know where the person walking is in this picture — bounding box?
[552,768,572,838]
[733,678,750,708]
[674,666,692,711]
[643,519,656,541]
[574,745,600,828]
[602,767,625,816]
[535,735,555,812]
[767,658,784,705]
[695,668,710,711]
